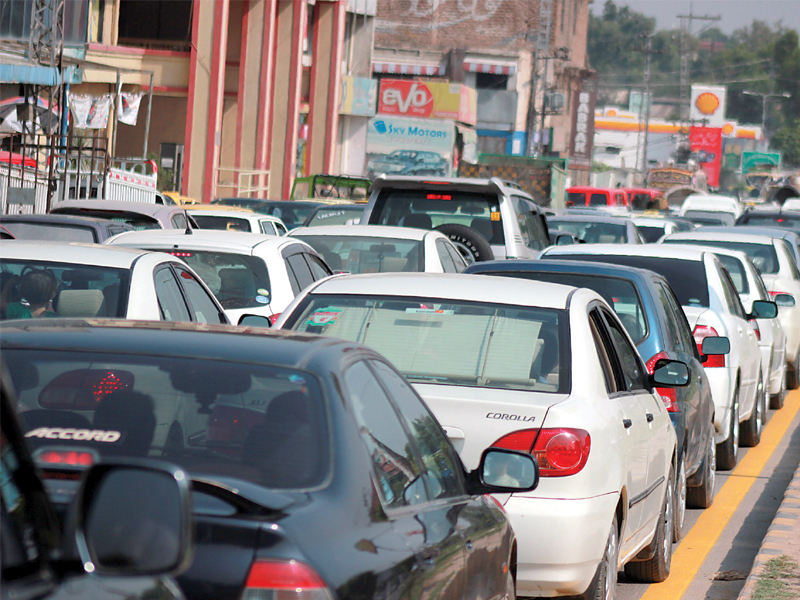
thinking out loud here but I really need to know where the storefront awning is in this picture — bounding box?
[372,62,445,77]
[463,60,517,76]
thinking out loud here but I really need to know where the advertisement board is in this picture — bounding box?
[689,126,723,187]
[365,116,455,178]
[569,89,597,169]
[378,79,477,125]
[742,151,781,173]
[690,85,727,128]
[339,76,377,116]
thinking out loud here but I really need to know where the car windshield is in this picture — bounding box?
[287,295,570,393]
[192,215,253,232]
[292,235,424,273]
[715,254,750,294]
[1,260,132,320]
[304,206,364,227]
[371,190,505,244]
[1,222,98,243]
[5,350,327,490]
[549,220,627,244]
[159,249,271,309]
[662,239,780,274]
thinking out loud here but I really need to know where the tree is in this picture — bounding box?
[772,120,800,167]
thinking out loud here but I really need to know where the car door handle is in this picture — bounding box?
[646,413,654,423]
[623,419,633,429]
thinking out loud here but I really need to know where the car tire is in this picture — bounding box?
[434,223,495,263]
[586,512,619,600]
[673,457,686,543]
[624,465,674,583]
[686,427,716,509]
[741,373,766,448]
[716,389,739,471]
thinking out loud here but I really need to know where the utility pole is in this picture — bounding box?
[526,0,553,156]
[742,90,791,145]
[633,34,657,174]
[677,5,721,122]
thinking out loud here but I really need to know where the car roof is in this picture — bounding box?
[0,319,356,370]
[466,258,663,283]
[290,225,433,240]
[665,231,778,244]
[51,200,177,217]
[369,175,530,196]
[105,229,289,251]
[545,242,708,261]
[698,226,799,240]
[1,240,155,267]
[307,272,577,309]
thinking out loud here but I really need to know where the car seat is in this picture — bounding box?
[470,217,502,243]
[56,289,106,317]
[217,268,257,304]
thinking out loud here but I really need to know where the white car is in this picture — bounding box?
[187,207,289,236]
[105,230,331,325]
[289,225,468,273]
[631,215,695,243]
[276,272,683,599]
[678,194,743,226]
[0,241,228,324]
[541,244,766,470]
[661,231,800,391]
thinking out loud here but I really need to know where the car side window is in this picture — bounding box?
[588,309,617,394]
[445,242,467,272]
[275,222,288,236]
[512,196,548,251]
[286,254,315,291]
[779,240,800,280]
[657,283,690,355]
[718,266,746,319]
[601,308,648,392]
[172,213,188,230]
[369,360,464,500]
[344,361,425,509]
[173,266,227,324]
[154,266,192,322]
[436,240,457,272]
[260,221,276,235]
[305,253,332,280]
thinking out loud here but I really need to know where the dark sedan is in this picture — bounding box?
[464,259,719,541]
[2,319,538,600]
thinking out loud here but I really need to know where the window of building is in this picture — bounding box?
[118,0,192,50]
[475,72,510,90]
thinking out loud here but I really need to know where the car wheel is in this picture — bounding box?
[716,388,739,471]
[433,223,495,263]
[741,373,765,448]
[673,457,686,543]
[587,513,619,600]
[686,426,716,509]
[624,465,674,583]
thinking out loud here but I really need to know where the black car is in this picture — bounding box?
[735,209,800,235]
[0,366,193,600]
[464,259,720,542]
[2,320,538,600]
[0,214,134,243]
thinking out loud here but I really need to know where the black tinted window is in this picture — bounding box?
[662,238,779,274]
[286,254,315,290]
[637,225,665,244]
[1,222,97,243]
[154,267,192,322]
[603,310,647,391]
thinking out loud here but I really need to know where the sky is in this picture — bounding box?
[590,1,800,35]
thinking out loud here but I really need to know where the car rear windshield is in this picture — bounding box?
[304,207,364,227]
[548,220,628,244]
[545,254,710,308]
[192,215,253,232]
[567,192,585,205]
[681,211,735,227]
[662,238,780,274]
[293,235,424,273]
[6,350,328,490]
[636,225,666,244]
[286,295,570,393]
[370,190,505,245]
[589,193,609,206]
[54,209,161,230]
[1,260,131,319]
[740,213,800,230]
[158,249,271,309]
[1,222,98,243]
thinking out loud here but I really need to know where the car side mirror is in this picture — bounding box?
[774,293,796,308]
[651,359,690,387]
[749,299,778,319]
[701,336,731,359]
[74,460,193,576]
[466,448,539,495]
[238,314,272,328]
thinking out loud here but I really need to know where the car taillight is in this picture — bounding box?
[749,318,761,341]
[491,428,590,477]
[693,325,726,368]
[645,351,680,412]
[269,313,281,326]
[242,559,334,600]
[36,449,95,467]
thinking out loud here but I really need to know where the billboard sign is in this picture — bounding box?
[742,151,781,173]
[378,79,477,125]
[339,76,377,117]
[569,89,597,169]
[365,116,455,178]
[689,126,723,187]
[690,85,727,128]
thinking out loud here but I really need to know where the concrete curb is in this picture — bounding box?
[737,463,800,599]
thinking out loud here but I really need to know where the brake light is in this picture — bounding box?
[492,428,590,477]
[693,325,726,368]
[243,560,333,600]
[269,313,281,326]
[491,429,537,453]
[37,449,95,467]
[426,193,451,200]
[645,351,681,412]
[749,318,761,341]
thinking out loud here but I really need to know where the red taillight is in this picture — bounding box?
[37,449,95,467]
[693,325,726,368]
[269,313,281,326]
[749,318,761,341]
[493,428,590,477]
[645,351,669,375]
[490,429,538,453]
[645,351,680,412]
[243,560,333,600]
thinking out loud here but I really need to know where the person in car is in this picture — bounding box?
[5,270,57,320]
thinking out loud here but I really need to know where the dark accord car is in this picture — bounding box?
[0,365,193,600]
[0,214,134,243]
[1,319,538,600]
[464,259,722,542]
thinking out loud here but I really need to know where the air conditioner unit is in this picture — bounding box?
[544,91,566,113]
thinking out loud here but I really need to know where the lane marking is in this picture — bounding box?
[638,389,800,600]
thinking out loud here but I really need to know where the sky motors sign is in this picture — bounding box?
[569,90,596,169]
[378,79,477,125]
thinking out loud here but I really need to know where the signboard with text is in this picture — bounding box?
[569,90,596,169]
[339,76,377,116]
[365,116,455,178]
[690,126,723,187]
[378,79,477,125]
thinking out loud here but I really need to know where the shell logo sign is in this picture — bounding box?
[690,85,727,127]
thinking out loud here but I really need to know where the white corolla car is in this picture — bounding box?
[661,231,800,391]
[288,225,468,273]
[276,272,685,599]
[541,244,769,471]
[1,241,229,324]
[105,230,331,325]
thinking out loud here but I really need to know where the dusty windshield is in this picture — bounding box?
[292,235,424,273]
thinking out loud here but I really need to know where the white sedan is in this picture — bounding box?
[105,230,331,325]
[1,241,228,324]
[276,272,684,599]
[186,207,289,236]
[288,224,468,273]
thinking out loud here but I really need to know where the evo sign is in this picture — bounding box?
[378,79,477,125]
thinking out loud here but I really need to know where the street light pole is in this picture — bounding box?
[742,90,791,143]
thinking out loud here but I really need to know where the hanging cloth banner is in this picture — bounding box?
[70,94,111,129]
[118,92,143,126]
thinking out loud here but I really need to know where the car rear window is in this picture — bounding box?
[286,295,570,394]
[53,209,161,230]
[662,238,780,274]
[304,207,364,227]
[1,260,131,319]
[369,190,505,245]
[6,350,328,490]
[681,211,735,227]
[158,249,271,309]
[192,215,253,232]
[548,220,627,244]
[544,254,710,308]
[567,192,585,206]
[1,222,98,243]
[293,235,424,273]
[740,213,800,230]
[589,193,609,206]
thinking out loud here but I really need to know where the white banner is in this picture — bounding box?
[690,85,727,128]
[70,94,111,129]
[118,92,143,126]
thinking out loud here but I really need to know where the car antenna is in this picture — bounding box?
[184,209,193,235]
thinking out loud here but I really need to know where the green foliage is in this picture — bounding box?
[752,556,798,600]
[772,120,800,167]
